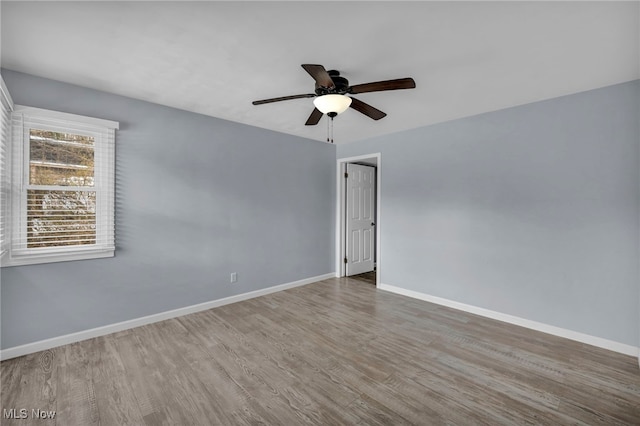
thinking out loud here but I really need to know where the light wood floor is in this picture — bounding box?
[2,275,639,425]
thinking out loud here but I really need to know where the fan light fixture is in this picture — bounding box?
[313,94,352,116]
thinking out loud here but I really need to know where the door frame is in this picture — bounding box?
[336,153,381,287]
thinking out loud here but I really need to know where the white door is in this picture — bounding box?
[346,163,375,276]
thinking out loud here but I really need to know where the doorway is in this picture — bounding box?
[336,153,381,287]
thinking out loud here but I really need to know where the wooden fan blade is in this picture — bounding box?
[252,94,315,105]
[305,108,324,126]
[349,78,416,94]
[301,64,335,89]
[349,97,387,120]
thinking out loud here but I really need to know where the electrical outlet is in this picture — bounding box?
[230,272,237,283]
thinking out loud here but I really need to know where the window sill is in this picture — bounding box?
[1,248,114,267]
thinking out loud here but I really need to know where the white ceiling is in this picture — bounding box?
[2,1,639,144]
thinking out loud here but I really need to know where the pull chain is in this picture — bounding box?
[330,116,334,144]
[326,112,337,143]
[326,115,330,143]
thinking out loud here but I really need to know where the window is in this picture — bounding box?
[3,106,118,266]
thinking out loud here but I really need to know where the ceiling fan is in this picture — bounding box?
[252,64,416,126]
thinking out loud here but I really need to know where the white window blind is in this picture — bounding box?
[7,106,118,266]
[0,76,14,264]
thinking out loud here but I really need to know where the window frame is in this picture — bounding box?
[3,105,118,267]
[0,76,14,262]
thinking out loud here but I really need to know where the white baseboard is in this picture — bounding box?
[0,272,335,361]
[378,283,639,358]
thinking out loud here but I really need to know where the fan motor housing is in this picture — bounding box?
[315,70,349,95]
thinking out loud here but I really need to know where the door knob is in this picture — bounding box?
[371,222,376,226]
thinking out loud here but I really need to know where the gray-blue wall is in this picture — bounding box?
[339,80,640,347]
[1,70,336,349]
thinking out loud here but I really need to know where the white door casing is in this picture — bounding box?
[346,163,375,276]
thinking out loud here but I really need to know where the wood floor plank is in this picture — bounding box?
[112,330,184,425]
[2,273,639,425]
[245,317,362,408]
[0,350,58,426]
[412,349,582,425]
[55,342,99,425]
[89,335,146,426]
